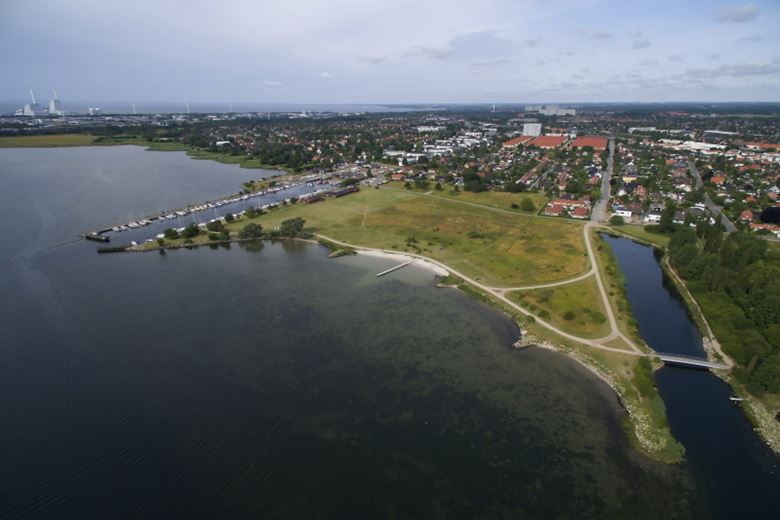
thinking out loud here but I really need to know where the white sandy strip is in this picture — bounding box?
[357,250,449,277]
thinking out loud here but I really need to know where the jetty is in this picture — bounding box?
[376,261,412,277]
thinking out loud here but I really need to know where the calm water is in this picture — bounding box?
[602,235,780,519]
[1,147,707,518]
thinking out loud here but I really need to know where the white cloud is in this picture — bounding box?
[715,3,760,23]
[263,79,282,87]
[318,72,334,79]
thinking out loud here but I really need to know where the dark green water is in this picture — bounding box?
[1,148,703,518]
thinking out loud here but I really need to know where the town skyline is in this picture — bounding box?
[2,0,779,104]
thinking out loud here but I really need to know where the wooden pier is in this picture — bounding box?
[376,261,412,277]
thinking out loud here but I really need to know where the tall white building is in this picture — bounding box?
[17,89,46,116]
[48,90,64,116]
[522,123,542,137]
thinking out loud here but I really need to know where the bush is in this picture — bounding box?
[224,213,235,222]
[280,217,306,237]
[511,203,519,209]
[245,207,257,219]
[610,215,625,226]
[238,223,264,239]
[520,198,536,212]
[163,228,179,239]
[206,220,224,232]
[181,223,200,239]
[563,311,576,321]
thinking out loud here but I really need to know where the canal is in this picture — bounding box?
[601,234,780,519]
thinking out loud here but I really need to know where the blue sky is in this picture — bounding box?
[1,0,778,103]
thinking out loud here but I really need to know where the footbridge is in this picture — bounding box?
[656,353,730,370]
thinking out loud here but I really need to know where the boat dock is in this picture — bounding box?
[376,261,412,277]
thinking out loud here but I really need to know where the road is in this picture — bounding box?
[591,138,614,223]
[687,160,737,233]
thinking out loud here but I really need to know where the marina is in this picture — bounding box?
[82,176,339,245]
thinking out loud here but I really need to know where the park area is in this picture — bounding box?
[157,186,588,287]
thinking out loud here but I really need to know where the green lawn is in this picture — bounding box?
[0,134,97,147]
[507,276,611,339]
[157,187,588,286]
[607,224,670,248]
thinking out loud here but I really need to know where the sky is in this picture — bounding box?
[1,0,779,104]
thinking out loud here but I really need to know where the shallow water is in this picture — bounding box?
[0,148,705,518]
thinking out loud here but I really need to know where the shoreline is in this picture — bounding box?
[128,231,687,464]
[354,249,450,277]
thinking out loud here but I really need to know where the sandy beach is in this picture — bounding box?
[357,249,450,277]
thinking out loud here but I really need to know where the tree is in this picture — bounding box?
[181,223,200,239]
[206,220,224,232]
[610,215,625,226]
[238,223,264,239]
[245,207,258,219]
[434,182,443,191]
[280,217,306,237]
[520,198,536,212]
[163,228,179,240]
[156,238,165,247]
[659,200,676,233]
[224,213,235,222]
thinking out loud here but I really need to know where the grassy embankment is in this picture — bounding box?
[144,187,684,463]
[592,228,649,348]
[606,224,671,248]
[0,134,98,147]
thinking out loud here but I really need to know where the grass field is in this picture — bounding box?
[427,188,548,214]
[157,187,588,286]
[507,276,611,339]
[608,224,671,248]
[0,134,97,147]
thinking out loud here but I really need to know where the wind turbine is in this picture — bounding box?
[186,100,191,114]
[132,101,137,115]
[29,88,37,105]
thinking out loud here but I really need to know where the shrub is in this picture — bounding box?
[224,213,235,222]
[206,220,224,232]
[520,198,536,212]
[163,228,179,239]
[610,215,625,226]
[563,311,576,320]
[280,217,306,237]
[238,223,264,239]
[181,223,200,239]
